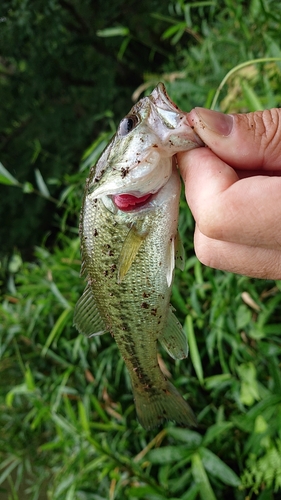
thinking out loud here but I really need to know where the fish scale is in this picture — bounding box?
[74,83,203,429]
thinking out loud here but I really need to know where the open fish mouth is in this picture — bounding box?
[112,192,154,212]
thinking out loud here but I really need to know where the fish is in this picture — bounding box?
[74,83,203,429]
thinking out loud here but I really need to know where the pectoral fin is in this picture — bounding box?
[166,231,185,286]
[166,236,175,287]
[118,224,148,283]
[73,284,106,337]
[159,306,188,360]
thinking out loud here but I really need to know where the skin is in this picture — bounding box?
[177,107,281,279]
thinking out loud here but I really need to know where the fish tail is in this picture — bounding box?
[133,381,196,430]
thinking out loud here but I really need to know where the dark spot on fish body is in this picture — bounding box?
[141,302,149,309]
[121,167,130,178]
[93,229,98,237]
[151,308,157,316]
[110,264,117,273]
[103,270,108,276]
[152,144,158,148]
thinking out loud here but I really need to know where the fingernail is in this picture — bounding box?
[194,107,234,136]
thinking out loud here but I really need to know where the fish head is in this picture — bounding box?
[87,83,203,210]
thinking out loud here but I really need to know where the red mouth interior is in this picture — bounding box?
[113,193,152,211]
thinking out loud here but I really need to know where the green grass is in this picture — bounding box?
[1,0,281,499]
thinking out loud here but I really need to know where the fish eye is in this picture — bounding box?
[119,114,139,136]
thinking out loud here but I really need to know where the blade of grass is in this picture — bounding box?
[211,57,281,109]
[191,452,217,500]
[0,162,20,186]
[184,315,204,384]
[42,308,72,356]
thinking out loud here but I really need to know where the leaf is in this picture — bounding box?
[35,168,50,197]
[6,384,30,407]
[126,486,166,499]
[191,452,216,500]
[204,373,232,390]
[147,445,191,464]
[236,304,252,330]
[161,22,186,40]
[25,364,35,391]
[237,362,260,406]
[49,281,71,308]
[96,26,130,37]
[202,422,234,447]
[200,447,241,487]
[0,162,20,186]
[181,483,200,500]
[241,80,264,111]
[23,181,34,193]
[184,315,204,384]
[166,427,202,448]
[0,457,21,486]
[78,400,90,433]
[80,132,112,172]
[42,308,72,356]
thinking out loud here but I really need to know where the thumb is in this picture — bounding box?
[187,107,281,170]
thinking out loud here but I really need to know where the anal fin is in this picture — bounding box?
[73,284,106,337]
[159,306,188,360]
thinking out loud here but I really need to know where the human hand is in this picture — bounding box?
[177,107,281,279]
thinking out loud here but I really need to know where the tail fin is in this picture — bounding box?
[133,380,196,430]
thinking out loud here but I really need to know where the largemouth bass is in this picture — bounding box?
[74,83,203,429]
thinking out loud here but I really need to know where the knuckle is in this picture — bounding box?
[194,226,219,268]
[247,109,281,167]
[197,208,225,241]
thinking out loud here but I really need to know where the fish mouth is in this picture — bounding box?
[112,192,154,212]
[150,82,180,112]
